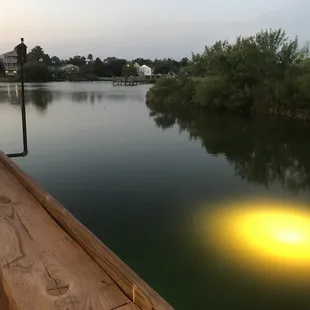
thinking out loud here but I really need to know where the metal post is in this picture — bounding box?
[6,38,28,158]
[20,61,28,156]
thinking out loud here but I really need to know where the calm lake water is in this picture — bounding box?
[1,82,310,310]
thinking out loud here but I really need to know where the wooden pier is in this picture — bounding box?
[0,151,173,310]
[112,76,155,86]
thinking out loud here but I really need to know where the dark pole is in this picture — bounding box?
[20,58,28,156]
[7,38,28,158]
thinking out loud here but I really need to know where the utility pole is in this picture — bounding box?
[9,38,28,158]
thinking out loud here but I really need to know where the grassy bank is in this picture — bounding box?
[146,29,310,120]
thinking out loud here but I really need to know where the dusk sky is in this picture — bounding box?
[1,0,309,59]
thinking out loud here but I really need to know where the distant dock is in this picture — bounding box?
[0,151,173,310]
[112,76,156,86]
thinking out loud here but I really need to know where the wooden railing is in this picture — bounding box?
[0,152,173,310]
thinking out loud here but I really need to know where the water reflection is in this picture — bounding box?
[0,84,20,105]
[0,83,146,112]
[72,92,88,103]
[0,84,52,112]
[147,103,310,193]
[1,84,29,158]
[27,89,54,112]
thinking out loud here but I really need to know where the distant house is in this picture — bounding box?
[58,64,79,73]
[134,62,153,77]
[141,64,152,76]
[133,62,141,70]
[0,50,19,76]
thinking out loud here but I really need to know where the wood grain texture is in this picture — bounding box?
[117,303,141,310]
[0,268,10,310]
[0,156,140,310]
[0,152,173,310]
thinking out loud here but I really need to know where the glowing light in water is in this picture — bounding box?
[203,199,310,285]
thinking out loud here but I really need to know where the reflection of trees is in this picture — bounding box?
[147,102,310,193]
[71,91,144,103]
[0,84,146,110]
[26,89,54,112]
[72,92,88,103]
[96,94,103,102]
[153,113,176,129]
[90,93,95,104]
[0,85,53,112]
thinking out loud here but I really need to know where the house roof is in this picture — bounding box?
[59,64,79,71]
[0,50,17,57]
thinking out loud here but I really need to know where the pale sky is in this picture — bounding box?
[1,0,309,59]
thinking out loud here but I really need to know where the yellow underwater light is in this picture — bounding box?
[203,199,310,285]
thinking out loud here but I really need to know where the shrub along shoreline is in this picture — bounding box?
[146,29,310,120]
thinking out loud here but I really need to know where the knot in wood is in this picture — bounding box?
[46,278,69,296]
[0,196,11,204]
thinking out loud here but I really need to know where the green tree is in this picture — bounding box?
[93,57,104,76]
[153,58,181,75]
[180,57,189,67]
[102,57,127,76]
[122,63,138,77]
[42,54,52,66]
[28,45,45,62]
[87,54,93,63]
[68,56,87,68]
[51,56,62,67]
[147,28,310,118]
[23,62,51,82]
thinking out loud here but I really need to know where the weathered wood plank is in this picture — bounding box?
[0,271,9,310]
[0,158,134,310]
[0,152,173,310]
[117,303,141,310]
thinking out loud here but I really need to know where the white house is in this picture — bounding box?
[0,50,19,76]
[133,63,153,77]
[141,65,152,76]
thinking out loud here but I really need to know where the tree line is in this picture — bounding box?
[0,44,190,81]
[147,29,310,119]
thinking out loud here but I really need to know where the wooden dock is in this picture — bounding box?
[0,151,173,310]
[112,77,155,86]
